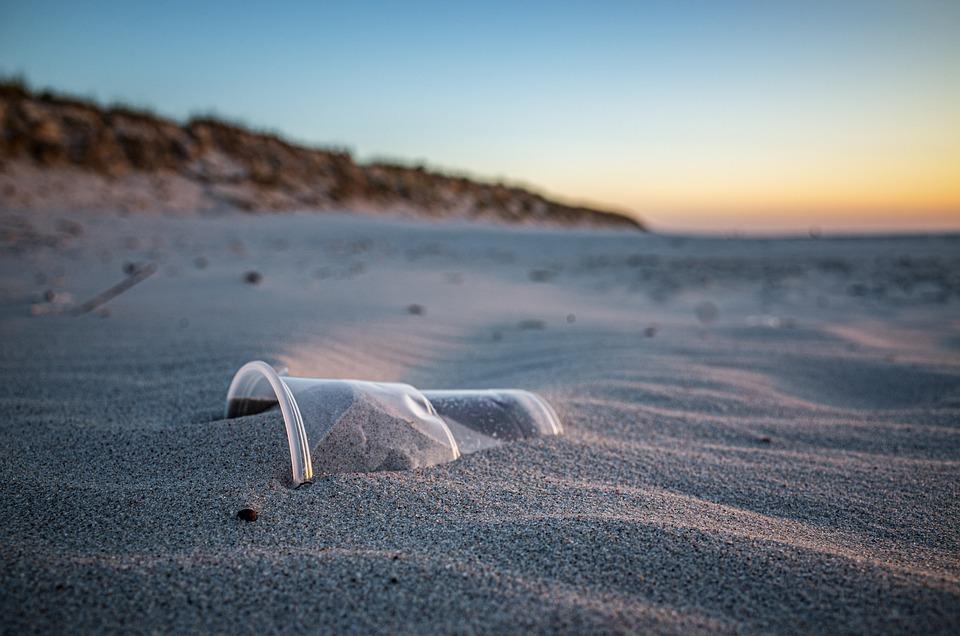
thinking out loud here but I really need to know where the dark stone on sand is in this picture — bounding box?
[694,301,719,324]
[759,437,772,444]
[237,508,258,522]
[243,271,262,285]
[644,326,657,338]
[407,304,424,315]
[122,262,139,275]
[57,219,84,237]
[528,269,556,282]
[566,314,576,323]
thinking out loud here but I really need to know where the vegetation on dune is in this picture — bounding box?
[0,78,642,228]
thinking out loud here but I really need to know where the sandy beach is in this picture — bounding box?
[1,209,958,633]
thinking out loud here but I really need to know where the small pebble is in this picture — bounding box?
[644,326,657,338]
[123,262,139,276]
[694,301,719,325]
[40,290,73,305]
[407,304,424,315]
[566,314,576,323]
[244,271,262,285]
[759,437,772,444]
[528,269,556,282]
[237,508,258,522]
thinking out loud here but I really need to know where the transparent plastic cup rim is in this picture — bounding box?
[225,361,315,485]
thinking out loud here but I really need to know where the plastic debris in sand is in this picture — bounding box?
[224,361,563,486]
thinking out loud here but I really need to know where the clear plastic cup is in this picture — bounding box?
[224,361,563,486]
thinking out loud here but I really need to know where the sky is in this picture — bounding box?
[1,0,958,233]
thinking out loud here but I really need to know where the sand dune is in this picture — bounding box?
[0,82,640,229]
[0,209,958,633]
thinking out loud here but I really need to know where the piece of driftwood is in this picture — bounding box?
[70,263,157,316]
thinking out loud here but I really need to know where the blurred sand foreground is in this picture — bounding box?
[0,209,958,633]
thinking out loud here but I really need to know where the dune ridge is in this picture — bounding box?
[0,81,641,229]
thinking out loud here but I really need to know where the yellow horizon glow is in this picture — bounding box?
[531,129,960,233]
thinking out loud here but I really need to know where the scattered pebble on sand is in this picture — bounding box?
[40,289,72,304]
[243,271,262,285]
[56,219,84,237]
[528,269,556,282]
[644,326,657,337]
[236,508,258,522]
[407,304,424,315]
[694,301,719,324]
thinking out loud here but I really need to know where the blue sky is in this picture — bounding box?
[2,0,958,232]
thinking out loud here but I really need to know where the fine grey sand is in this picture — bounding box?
[1,210,958,633]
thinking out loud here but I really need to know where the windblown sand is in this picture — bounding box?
[1,210,958,633]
